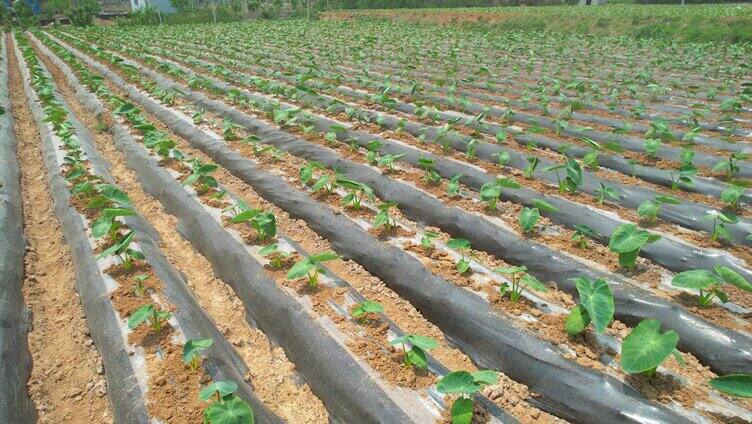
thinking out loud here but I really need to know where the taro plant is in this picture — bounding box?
[565,277,615,336]
[221,118,242,141]
[286,251,340,288]
[389,334,438,370]
[703,210,738,242]
[542,159,583,194]
[299,161,324,185]
[720,185,746,208]
[91,206,136,240]
[259,243,292,270]
[96,231,144,271]
[230,208,277,242]
[637,195,681,224]
[594,181,619,205]
[447,173,462,197]
[351,299,383,320]
[183,160,219,194]
[671,266,752,307]
[446,238,479,274]
[621,319,684,378]
[643,138,662,159]
[608,224,661,269]
[372,201,398,233]
[128,303,172,333]
[436,370,498,424]
[199,380,254,424]
[418,157,442,185]
[493,265,547,302]
[709,374,752,398]
[420,231,439,250]
[523,156,540,178]
[183,337,213,371]
[337,177,375,210]
[519,199,558,233]
[713,152,749,179]
[479,177,520,211]
[572,224,597,248]
[133,274,149,297]
[377,153,405,173]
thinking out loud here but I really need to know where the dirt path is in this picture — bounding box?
[8,36,111,424]
[34,38,329,424]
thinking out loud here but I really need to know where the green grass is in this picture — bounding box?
[323,4,752,43]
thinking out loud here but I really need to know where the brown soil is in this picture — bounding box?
[34,43,330,423]
[9,37,111,423]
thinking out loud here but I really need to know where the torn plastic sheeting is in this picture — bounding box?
[0,37,35,424]
[17,35,150,423]
[33,33,412,424]
[105,47,752,376]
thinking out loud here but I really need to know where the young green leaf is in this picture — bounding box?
[709,374,752,398]
[621,319,679,376]
[573,277,614,334]
[183,338,214,369]
[565,305,591,336]
[203,395,254,424]
[199,380,238,402]
[351,300,383,318]
[518,207,540,233]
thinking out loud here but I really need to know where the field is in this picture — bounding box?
[1,14,751,424]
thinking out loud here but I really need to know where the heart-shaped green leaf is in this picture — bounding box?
[621,319,679,374]
[565,305,591,336]
[714,266,752,292]
[709,374,752,398]
[204,395,254,424]
[518,207,540,233]
[608,224,651,254]
[436,371,480,395]
[573,277,614,334]
[199,380,238,402]
[671,269,718,289]
[450,397,473,424]
[183,338,214,365]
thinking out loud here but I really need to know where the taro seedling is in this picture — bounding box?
[621,319,684,377]
[96,231,144,271]
[286,251,340,288]
[709,374,752,398]
[494,265,547,302]
[183,161,219,194]
[493,151,510,167]
[542,159,583,194]
[721,185,746,208]
[199,380,254,424]
[446,238,479,274]
[643,138,662,159]
[377,154,405,173]
[259,243,292,270]
[389,334,438,370]
[594,181,619,204]
[447,173,462,197]
[518,207,540,233]
[565,277,615,336]
[192,109,205,124]
[713,152,748,179]
[133,274,149,297]
[523,156,540,178]
[572,224,597,248]
[230,208,277,242]
[479,177,520,211]
[299,161,324,185]
[420,231,439,249]
[703,210,738,242]
[637,195,681,224]
[436,370,498,424]
[183,337,213,371]
[337,177,375,210]
[671,266,752,307]
[418,158,442,185]
[221,118,242,141]
[372,201,398,233]
[365,141,382,164]
[91,207,136,240]
[608,224,661,269]
[351,300,383,320]
[128,303,172,333]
